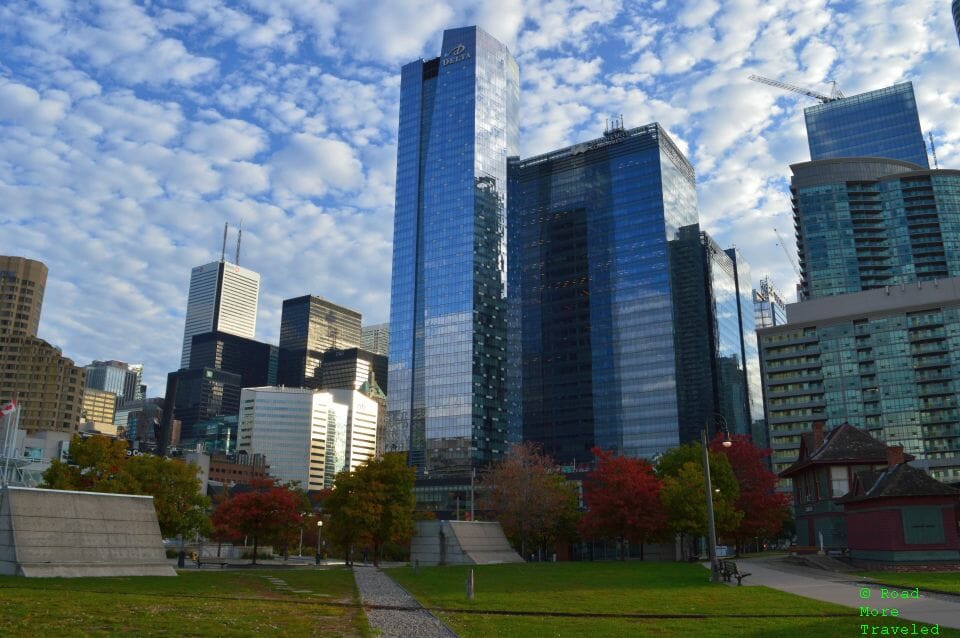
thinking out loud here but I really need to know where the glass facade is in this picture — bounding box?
[753,277,788,329]
[793,161,960,300]
[387,27,519,473]
[190,330,279,387]
[508,123,756,461]
[953,0,960,47]
[804,82,929,167]
[760,297,960,483]
[277,295,361,388]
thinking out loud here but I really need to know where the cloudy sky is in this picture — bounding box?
[3,0,959,395]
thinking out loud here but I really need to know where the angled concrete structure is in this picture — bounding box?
[410,520,524,566]
[0,487,175,577]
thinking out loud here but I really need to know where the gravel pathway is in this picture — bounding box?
[352,565,458,637]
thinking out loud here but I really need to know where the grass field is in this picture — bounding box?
[389,561,957,638]
[0,567,369,638]
[859,570,960,595]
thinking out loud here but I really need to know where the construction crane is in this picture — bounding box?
[929,132,940,169]
[749,74,844,103]
[774,227,802,278]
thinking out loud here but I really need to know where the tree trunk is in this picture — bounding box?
[373,541,381,567]
[640,542,644,561]
[252,535,258,565]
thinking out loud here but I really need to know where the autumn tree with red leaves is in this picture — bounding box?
[579,447,667,560]
[709,433,791,553]
[211,478,305,564]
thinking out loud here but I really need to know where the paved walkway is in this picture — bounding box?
[352,565,458,638]
[734,558,960,629]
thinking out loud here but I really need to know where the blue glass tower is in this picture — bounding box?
[507,123,761,461]
[387,27,519,473]
[803,83,929,167]
[953,0,960,47]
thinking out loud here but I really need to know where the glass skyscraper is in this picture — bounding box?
[953,0,960,47]
[387,26,519,473]
[793,158,960,300]
[804,82,928,167]
[507,123,757,461]
[277,295,361,389]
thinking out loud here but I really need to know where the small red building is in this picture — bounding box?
[780,422,906,550]
[839,447,960,567]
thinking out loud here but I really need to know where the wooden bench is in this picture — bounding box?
[720,560,751,585]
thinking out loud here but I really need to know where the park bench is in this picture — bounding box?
[193,555,230,568]
[720,560,751,585]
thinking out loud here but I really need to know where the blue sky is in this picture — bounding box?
[2,0,959,395]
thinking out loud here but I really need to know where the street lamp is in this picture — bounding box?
[315,520,324,565]
[703,414,733,583]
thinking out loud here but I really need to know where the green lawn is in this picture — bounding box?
[0,568,369,637]
[389,561,957,638]
[859,570,960,595]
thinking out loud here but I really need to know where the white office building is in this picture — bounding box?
[238,386,378,490]
[180,260,260,368]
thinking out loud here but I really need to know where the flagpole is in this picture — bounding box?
[1,401,19,487]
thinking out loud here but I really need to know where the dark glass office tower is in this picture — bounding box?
[189,331,279,387]
[508,123,704,461]
[804,83,928,167]
[953,0,960,47]
[387,26,519,472]
[793,158,960,300]
[277,295,361,388]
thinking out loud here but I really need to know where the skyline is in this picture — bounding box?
[3,1,959,395]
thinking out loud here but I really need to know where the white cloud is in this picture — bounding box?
[185,117,268,161]
[270,133,364,197]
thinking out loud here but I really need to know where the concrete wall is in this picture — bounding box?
[0,486,175,577]
[410,520,523,566]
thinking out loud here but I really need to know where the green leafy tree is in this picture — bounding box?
[657,442,742,559]
[41,435,209,539]
[325,453,416,566]
[126,454,211,539]
[480,442,581,558]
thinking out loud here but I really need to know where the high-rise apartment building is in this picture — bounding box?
[794,159,960,300]
[0,256,85,432]
[0,255,46,337]
[277,296,361,388]
[759,280,960,482]
[81,388,118,434]
[387,26,519,472]
[238,386,377,489]
[180,260,260,368]
[85,360,143,403]
[508,123,759,461]
[762,81,960,485]
[804,82,928,167]
[361,323,389,356]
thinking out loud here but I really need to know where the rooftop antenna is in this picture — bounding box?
[221,222,228,262]
[929,132,940,169]
[235,221,242,265]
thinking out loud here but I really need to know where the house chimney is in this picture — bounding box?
[886,445,905,468]
[813,421,825,447]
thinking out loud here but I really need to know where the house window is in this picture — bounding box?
[831,466,849,497]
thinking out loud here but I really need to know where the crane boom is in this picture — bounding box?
[748,74,842,104]
[774,227,802,278]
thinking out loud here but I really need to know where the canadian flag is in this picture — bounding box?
[0,400,16,420]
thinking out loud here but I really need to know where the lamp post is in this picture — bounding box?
[702,415,733,583]
[315,520,323,565]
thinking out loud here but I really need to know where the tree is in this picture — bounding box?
[210,479,304,564]
[657,442,742,559]
[479,442,580,559]
[579,447,666,560]
[41,435,209,539]
[126,454,211,539]
[324,453,416,566]
[708,434,791,552]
